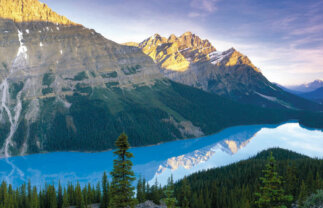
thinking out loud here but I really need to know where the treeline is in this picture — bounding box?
[0,171,115,208]
[1,147,323,208]
[0,173,177,208]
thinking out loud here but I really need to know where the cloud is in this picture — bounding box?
[189,0,219,17]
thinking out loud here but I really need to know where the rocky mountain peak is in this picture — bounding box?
[0,0,76,25]
[135,32,217,71]
[224,49,259,72]
[168,34,177,43]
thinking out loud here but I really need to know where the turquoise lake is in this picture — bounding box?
[0,122,322,188]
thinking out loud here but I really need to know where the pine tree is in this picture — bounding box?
[151,178,160,204]
[96,182,101,203]
[0,181,8,207]
[27,180,32,208]
[101,171,110,208]
[315,172,322,190]
[162,176,177,208]
[62,188,69,208]
[285,163,297,196]
[46,185,57,208]
[298,180,307,206]
[31,187,39,208]
[58,181,63,208]
[179,177,191,208]
[255,152,293,208]
[110,133,136,208]
[75,182,85,208]
[137,177,146,203]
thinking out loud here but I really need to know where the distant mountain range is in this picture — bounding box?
[0,0,322,156]
[298,87,323,104]
[125,33,322,111]
[276,80,323,104]
[285,80,323,93]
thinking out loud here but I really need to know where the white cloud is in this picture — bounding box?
[190,0,218,12]
[189,0,219,17]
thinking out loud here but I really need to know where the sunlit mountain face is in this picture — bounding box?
[1,122,323,188]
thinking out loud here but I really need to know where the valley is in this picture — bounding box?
[0,0,322,207]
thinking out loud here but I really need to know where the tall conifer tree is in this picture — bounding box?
[255,152,292,208]
[101,171,110,208]
[110,133,136,208]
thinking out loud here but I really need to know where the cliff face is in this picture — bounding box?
[0,0,75,24]
[134,32,216,72]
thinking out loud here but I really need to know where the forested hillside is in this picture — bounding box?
[173,148,323,208]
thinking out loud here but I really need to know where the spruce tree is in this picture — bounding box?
[96,182,101,203]
[75,182,85,208]
[31,187,39,208]
[255,152,292,208]
[137,177,146,203]
[179,177,191,208]
[58,181,63,208]
[151,178,161,204]
[298,180,307,206]
[62,188,69,208]
[110,133,136,208]
[162,176,177,208]
[101,171,110,208]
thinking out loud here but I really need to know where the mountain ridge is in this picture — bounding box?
[127,32,323,111]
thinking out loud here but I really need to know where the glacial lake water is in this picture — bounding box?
[0,122,322,188]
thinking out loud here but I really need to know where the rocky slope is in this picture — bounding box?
[127,33,323,111]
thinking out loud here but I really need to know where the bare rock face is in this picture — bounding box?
[132,32,216,72]
[128,33,322,111]
[0,0,75,24]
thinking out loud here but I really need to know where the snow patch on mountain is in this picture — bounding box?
[209,48,234,65]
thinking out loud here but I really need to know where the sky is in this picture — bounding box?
[42,0,323,86]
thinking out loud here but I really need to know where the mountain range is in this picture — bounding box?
[285,79,323,93]
[298,87,323,104]
[0,0,322,157]
[275,80,323,104]
[125,33,322,111]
